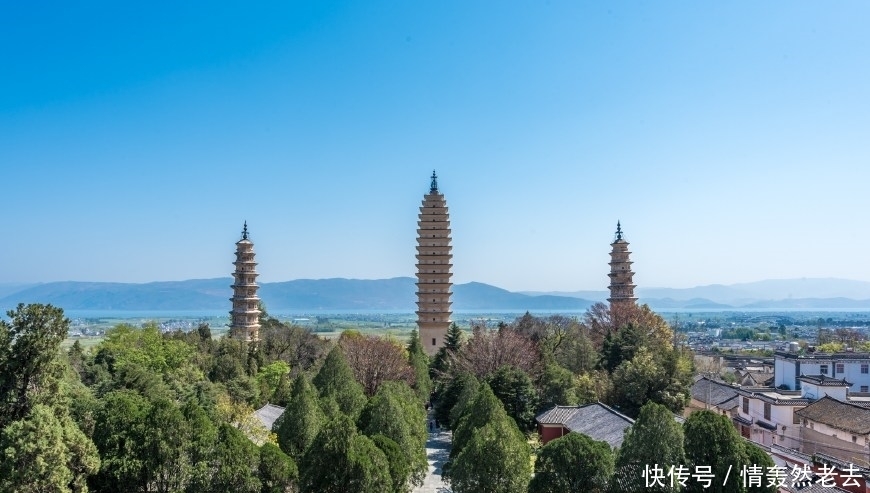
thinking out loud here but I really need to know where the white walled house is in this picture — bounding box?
[775,350,870,393]
[734,388,809,449]
[794,396,870,466]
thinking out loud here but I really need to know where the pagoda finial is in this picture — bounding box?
[430,170,438,193]
[615,221,623,241]
[242,221,249,240]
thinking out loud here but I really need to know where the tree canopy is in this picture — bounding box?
[528,432,614,493]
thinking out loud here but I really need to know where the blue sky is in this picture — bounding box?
[2,1,868,291]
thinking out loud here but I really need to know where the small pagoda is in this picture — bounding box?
[607,221,637,310]
[416,171,454,356]
[229,222,261,342]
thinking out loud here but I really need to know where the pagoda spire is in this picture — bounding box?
[608,221,637,310]
[416,171,453,356]
[229,223,261,342]
[430,170,439,193]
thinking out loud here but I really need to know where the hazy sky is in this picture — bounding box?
[2,2,869,292]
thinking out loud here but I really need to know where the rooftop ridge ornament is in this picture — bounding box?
[242,221,249,240]
[615,221,623,241]
[430,170,439,193]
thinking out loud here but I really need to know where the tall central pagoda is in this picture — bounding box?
[416,171,453,356]
[607,221,637,310]
[229,222,261,342]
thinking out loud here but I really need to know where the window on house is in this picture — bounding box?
[432,338,436,346]
[863,364,869,374]
[862,386,869,393]
[820,365,829,375]
[764,403,771,421]
[854,436,858,443]
[743,397,749,414]
[837,363,845,373]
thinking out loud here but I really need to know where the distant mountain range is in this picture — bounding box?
[0,278,593,312]
[2,277,870,312]
[522,278,870,310]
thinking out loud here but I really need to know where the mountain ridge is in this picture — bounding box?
[2,277,870,312]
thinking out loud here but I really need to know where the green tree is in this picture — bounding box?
[0,303,70,426]
[613,401,685,492]
[407,329,432,402]
[555,323,598,374]
[487,365,539,431]
[210,423,262,493]
[312,346,367,420]
[183,400,219,493]
[431,322,464,378]
[743,442,776,493]
[434,371,476,428]
[537,360,578,411]
[91,390,150,491]
[684,410,747,493]
[0,403,100,493]
[448,374,480,430]
[370,434,411,493]
[610,346,689,418]
[258,442,298,493]
[256,360,291,404]
[528,433,614,493]
[451,383,523,460]
[299,415,392,493]
[274,374,324,461]
[448,416,531,493]
[142,397,191,493]
[358,382,427,489]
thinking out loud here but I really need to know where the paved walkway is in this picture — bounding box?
[413,416,452,493]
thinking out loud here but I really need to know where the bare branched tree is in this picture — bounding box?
[339,333,414,396]
[455,323,540,380]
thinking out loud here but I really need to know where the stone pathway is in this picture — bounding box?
[413,416,452,493]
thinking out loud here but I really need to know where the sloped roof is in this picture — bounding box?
[254,404,286,431]
[535,403,636,448]
[564,403,635,448]
[691,377,739,407]
[798,375,852,387]
[536,405,582,425]
[746,372,774,386]
[795,396,870,435]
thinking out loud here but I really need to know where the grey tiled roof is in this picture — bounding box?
[535,405,582,425]
[535,403,636,448]
[564,403,635,449]
[254,404,286,431]
[691,377,739,407]
[795,396,870,435]
[798,375,852,387]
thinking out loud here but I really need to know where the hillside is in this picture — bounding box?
[0,277,594,312]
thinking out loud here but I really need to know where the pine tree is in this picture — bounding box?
[300,414,392,493]
[407,329,432,402]
[528,433,613,493]
[359,382,428,489]
[613,401,684,492]
[683,410,747,493]
[448,414,531,493]
[431,323,464,378]
[210,423,261,493]
[259,442,298,493]
[312,347,367,420]
[275,374,324,461]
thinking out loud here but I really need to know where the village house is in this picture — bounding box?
[775,350,870,393]
[534,402,636,448]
